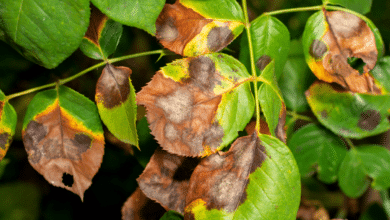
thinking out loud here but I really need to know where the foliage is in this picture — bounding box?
[1,0,390,219]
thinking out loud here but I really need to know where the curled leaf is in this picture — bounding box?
[136,53,255,157]
[156,0,245,57]
[96,64,138,147]
[0,90,17,161]
[22,86,104,200]
[303,10,379,93]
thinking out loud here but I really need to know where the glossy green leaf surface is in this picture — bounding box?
[91,0,165,35]
[338,145,390,198]
[306,81,390,139]
[185,132,300,220]
[323,0,372,14]
[0,0,90,69]
[96,64,138,147]
[0,90,17,161]
[278,40,315,112]
[160,211,183,220]
[137,53,254,157]
[258,61,286,142]
[22,86,104,200]
[371,56,390,93]
[288,123,347,183]
[80,8,123,60]
[240,15,290,79]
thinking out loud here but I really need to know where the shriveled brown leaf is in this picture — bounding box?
[121,187,166,220]
[137,147,199,214]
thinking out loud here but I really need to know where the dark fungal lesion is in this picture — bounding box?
[0,132,9,150]
[188,56,216,90]
[23,121,48,164]
[207,26,234,52]
[156,17,179,42]
[357,109,381,131]
[256,55,272,71]
[310,39,328,59]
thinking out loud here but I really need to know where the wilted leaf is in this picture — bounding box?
[91,0,165,35]
[302,10,379,93]
[306,81,390,139]
[0,90,17,161]
[156,0,245,57]
[137,147,200,214]
[288,123,347,183]
[323,0,372,14]
[137,53,255,157]
[184,131,300,219]
[258,60,286,142]
[96,64,138,147]
[22,86,104,200]
[0,0,90,69]
[338,145,390,198]
[240,15,290,79]
[80,6,123,60]
[121,187,166,220]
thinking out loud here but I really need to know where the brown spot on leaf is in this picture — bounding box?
[357,109,381,131]
[310,39,327,59]
[0,132,9,150]
[185,132,266,213]
[137,147,200,214]
[23,121,47,164]
[156,2,212,55]
[121,187,166,220]
[71,133,92,152]
[275,105,286,143]
[256,55,272,71]
[96,64,131,109]
[207,26,234,52]
[189,56,216,90]
[156,88,193,124]
[84,5,107,45]
[321,110,328,119]
[0,101,3,121]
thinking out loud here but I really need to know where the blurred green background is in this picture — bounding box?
[1,0,390,219]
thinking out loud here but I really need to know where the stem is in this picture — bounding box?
[344,138,355,149]
[242,0,261,131]
[6,49,165,100]
[380,190,390,219]
[264,5,323,16]
[286,111,314,122]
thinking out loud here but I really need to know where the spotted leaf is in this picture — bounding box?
[302,10,380,93]
[121,187,166,220]
[79,6,123,60]
[137,147,200,214]
[136,53,255,157]
[338,145,390,198]
[0,90,17,161]
[184,131,301,219]
[96,64,138,148]
[306,81,390,139]
[22,86,104,200]
[258,60,286,142]
[156,0,245,57]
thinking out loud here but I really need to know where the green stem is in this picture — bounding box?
[6,49,165,100]
[344,138,355,149]
[286,111,314,122]
[380,190,390,219]
[264,5,323,16]
[242,0,261,131]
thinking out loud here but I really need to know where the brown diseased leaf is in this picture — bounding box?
[121,187,166,220]
[22,103,104,200]
[319,9,379,93]
[137,147,200,214]
[96,64,131,109]
[184,131,267,216]
[136,56,226,157]
[84,5,107,45]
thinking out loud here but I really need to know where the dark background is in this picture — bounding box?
[1,0,390,219]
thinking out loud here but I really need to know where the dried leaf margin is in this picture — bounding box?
[0,90,17,161]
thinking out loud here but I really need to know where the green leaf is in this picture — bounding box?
[96,64,138,147]
[240,15,290,79]
[22,86,104,200]
[185,131,301,220]
[0,90,17,161]
[306,81,390,139]
[0,0,90,69]
[359,203,387,220]
[160,211,183,220]
[364,16,385,59]
[323,0,372,14]
[80,7,123,60]
[91,0,165,35]
[288,123,347,183]
[278,40,315,112]
[258,61,286,142]
[371,56,390,93]
[137,53,255,157]
[338,145,390,198]
[0,158,9,179]
[155,1,244,56]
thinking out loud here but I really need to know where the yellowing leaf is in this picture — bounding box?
[0,90,17,161]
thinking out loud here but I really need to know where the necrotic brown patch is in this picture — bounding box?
[164,123,180,141]
[156,17,178,42]
[357,109,381,131]
[256,55,272,71]
[0,132,9,150]
[23,121,48,164]
[310,39,327,59]
[189,56,216,90]
[156,88,193,124]
[207,26,234,52]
